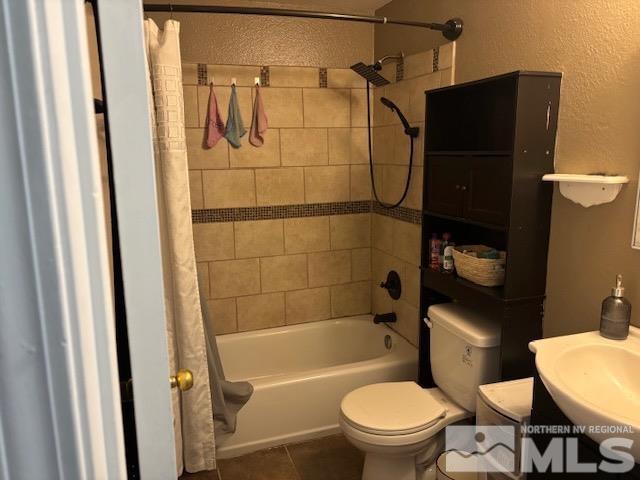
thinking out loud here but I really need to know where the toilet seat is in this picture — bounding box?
[340,382,447,436]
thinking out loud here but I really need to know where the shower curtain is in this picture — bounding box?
[144,19,215,473]
[144,18,253,474]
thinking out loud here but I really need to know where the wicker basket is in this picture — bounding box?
[451,245,506,287]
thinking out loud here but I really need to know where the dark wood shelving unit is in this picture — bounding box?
[418,71,562,387]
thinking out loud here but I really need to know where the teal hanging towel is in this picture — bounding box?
[224,84,247,148]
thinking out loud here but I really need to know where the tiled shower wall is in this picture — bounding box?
[183,64,373,335]
[370,44,455,346]
[184,44,455,342]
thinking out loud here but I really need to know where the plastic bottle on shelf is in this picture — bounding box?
[429,234,441,270]
[439,232,451,269]
[443,241,456,273]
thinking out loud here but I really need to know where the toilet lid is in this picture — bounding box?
[340,382,446,435]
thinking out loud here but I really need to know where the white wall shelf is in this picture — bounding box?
[542,173,629,207]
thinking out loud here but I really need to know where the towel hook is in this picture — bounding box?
[254,76,261,87]
[231,77,237,86]
[169,3,174,20]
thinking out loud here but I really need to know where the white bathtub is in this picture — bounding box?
[215,315,418,459]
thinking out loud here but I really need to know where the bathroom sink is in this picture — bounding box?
[529,327,640,462]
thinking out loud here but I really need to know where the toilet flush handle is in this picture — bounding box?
[423,317,433,329]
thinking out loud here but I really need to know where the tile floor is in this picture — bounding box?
[180,434,363,480]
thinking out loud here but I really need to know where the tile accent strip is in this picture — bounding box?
[395,57,404,82]
[197,63,208,85]
[192,201,422,224]
[432,47,440,72]
[372,203,422,224]
[260,66,270,87]
[319,68,328,88]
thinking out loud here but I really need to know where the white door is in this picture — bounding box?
[95,0,177,478]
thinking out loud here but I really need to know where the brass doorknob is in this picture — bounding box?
[170,369,193,391]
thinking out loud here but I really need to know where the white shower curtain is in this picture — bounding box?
[144,19,216,474]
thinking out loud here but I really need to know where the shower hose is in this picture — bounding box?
[366,81,415,209]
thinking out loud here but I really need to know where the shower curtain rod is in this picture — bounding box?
[143,4,463,40]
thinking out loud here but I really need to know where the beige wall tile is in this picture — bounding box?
[284,216,330,254]
[308,250,351,287]
[382,165,422,209]
[350,89,368,127]
[373,86,392,126]
[350,165,371,201]
[438,42,454,70]
[371,278,391,315]
[183,85,199,128]
[407,72,441,123]
[193,223,235,261]
[303,89,350,127]
[304,165,350,203]
[392,299,419,346]
[197,262,210,299]
[391,124,411,166]
[280,128,328,166]
[331,281,371,317]
[206,299,237,335]
[229,130,281,168]
[198,85,252,129]
[327,69,365,89]
[234,219,284,259]
[372,125,394,164]
[439,68,455,87]
[237,292,285,331]
[210,258,260,298]
[403,262,420,308]
[372,213,394,254]
[352,248,371,281]
[260,254,307,293]
[186,128,229,170]
[328,128,368,165]
[285,287,331,324]
[189,170,204,209]
[270,66,318,87]
[255,167,304,206]
[403,50,433,80]
[260,88,303,127]
[392,219,421,265]
[203,169,256,208]
[182,63,198,85]
[207,64,260,87]
[330,214,371,250]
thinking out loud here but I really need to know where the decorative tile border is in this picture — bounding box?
[319,68,328,88]
[395,57,404,82]
[372,203,422,225]
[197,63,208,85]
[432,47,440,72]
[260,66,270,86]
[192,201,422,225]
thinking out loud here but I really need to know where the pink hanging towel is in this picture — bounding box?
[204,82,225,148]
[249,84,268,147]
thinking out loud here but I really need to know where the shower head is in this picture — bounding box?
[350,62,390,87]
[380,97,419,138]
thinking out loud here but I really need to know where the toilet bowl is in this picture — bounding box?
[340,382,471,480]
[340,303,503,480]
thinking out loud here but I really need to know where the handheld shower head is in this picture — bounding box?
[380,97,419,138]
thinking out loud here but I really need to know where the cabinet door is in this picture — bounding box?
[464,156,512,226]
[425,155,466,217]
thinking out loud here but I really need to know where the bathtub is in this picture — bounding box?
[215,314,418,459]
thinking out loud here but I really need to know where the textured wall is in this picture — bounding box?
[146,0,373,67]
[375,0,640,337]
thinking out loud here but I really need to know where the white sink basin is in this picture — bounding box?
[529,327,640,462]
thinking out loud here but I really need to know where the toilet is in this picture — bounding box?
[339,303,502,480]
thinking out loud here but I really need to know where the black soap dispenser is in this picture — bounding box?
[600,274,632,340]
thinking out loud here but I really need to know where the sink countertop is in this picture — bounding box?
[529,326,640,463]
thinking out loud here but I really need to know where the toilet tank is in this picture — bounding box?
[426,303,501,412]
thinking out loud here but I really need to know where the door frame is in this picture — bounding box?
[0,0,176,478]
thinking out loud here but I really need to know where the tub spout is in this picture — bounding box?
[373,312,397,324]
